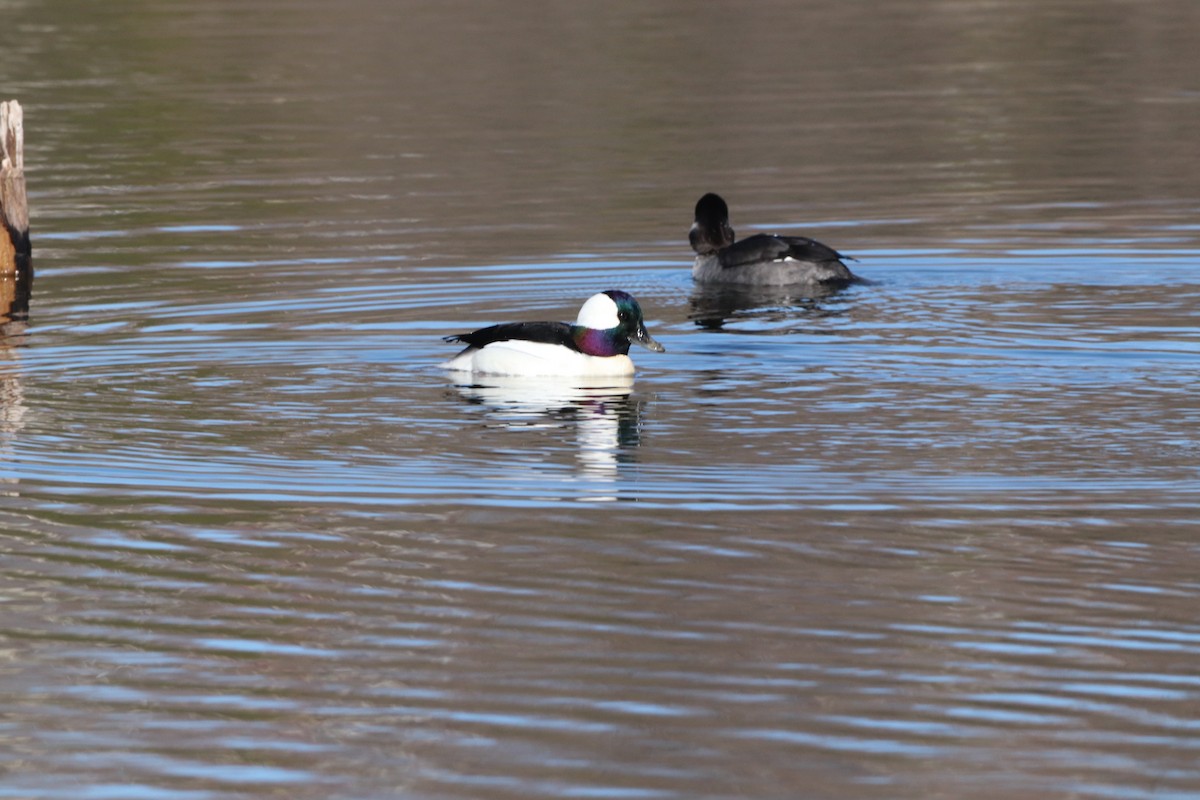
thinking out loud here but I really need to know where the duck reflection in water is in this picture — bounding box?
[449,374,644,500]
[688,281,857,332]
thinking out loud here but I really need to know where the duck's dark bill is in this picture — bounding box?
[635,326,666,353]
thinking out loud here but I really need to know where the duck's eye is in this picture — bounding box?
[618,310,629,322]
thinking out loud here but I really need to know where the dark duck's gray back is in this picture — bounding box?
[689,193,859,287]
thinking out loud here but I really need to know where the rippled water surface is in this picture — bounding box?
[3,1,1200,798]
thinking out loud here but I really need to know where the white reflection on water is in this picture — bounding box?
[450,374,642,502]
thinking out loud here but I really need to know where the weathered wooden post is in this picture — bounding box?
[0,100,31,317]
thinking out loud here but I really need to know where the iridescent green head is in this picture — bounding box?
[573,290,665,357]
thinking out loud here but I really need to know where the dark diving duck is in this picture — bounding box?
[688,192,860,287]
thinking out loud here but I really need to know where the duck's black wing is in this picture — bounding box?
[444,321,580,351]
[718,233,850,269]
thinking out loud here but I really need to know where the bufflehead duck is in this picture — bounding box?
[441,290,665,377]
[689,193,859,286]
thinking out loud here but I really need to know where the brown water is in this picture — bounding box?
[3,1,1200,798]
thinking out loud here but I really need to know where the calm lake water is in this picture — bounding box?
[3,1,1200,798]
